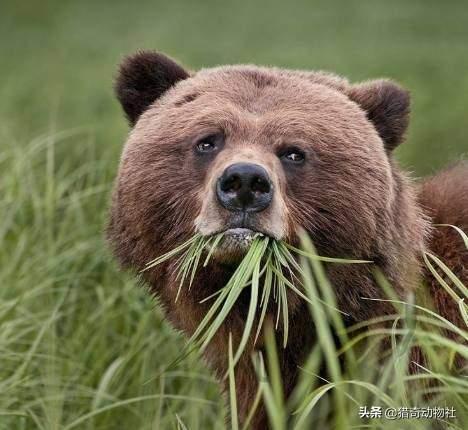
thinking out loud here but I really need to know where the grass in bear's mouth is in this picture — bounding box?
[144,233,371,367]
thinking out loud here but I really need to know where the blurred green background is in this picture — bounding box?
[1,1,467,429]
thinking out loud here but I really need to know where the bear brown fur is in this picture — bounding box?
[107,51,467,428]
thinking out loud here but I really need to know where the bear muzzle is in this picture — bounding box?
[194,156,288,257]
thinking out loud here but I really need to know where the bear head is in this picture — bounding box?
[108,51,427,322]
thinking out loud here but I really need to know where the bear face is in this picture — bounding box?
[109,52,428,327]
[110,52,420,277]
[112,55,430,321]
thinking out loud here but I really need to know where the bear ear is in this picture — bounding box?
[115,50,190,125]
[347,80,410,151]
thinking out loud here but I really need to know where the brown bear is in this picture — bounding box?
[107,51,467,428]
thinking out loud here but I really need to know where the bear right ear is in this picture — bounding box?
[115,51,190,126]
[347,80,410,152]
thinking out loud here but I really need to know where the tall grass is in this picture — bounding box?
[0,133,225,429]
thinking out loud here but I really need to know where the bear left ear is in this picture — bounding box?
[115,50,190,126]
[347,80,410,151]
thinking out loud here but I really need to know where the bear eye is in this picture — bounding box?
[279,148,305,164]
[195,134,222,154]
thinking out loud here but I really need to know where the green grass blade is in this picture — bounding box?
[435,224,468,249]
[143,234,200,270]
[423,252,462,302]
[203,233,224,267]
[231,256,261,367]
[425,251,468,299]
[255,259,273,344]
[279,282,289,348]
[241,384,263,430]
[284,243,372,264]
[228,334,239,430]
[459,299,468,327]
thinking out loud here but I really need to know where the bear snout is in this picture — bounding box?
[216,162,273,213]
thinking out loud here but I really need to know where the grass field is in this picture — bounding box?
[1,1,467,429]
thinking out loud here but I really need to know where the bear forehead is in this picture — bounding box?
[170,65,357,114]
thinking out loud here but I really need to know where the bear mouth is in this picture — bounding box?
[223,227,264,245]
[207,227,268,263]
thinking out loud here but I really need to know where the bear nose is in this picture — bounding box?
[216,163,273,213]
